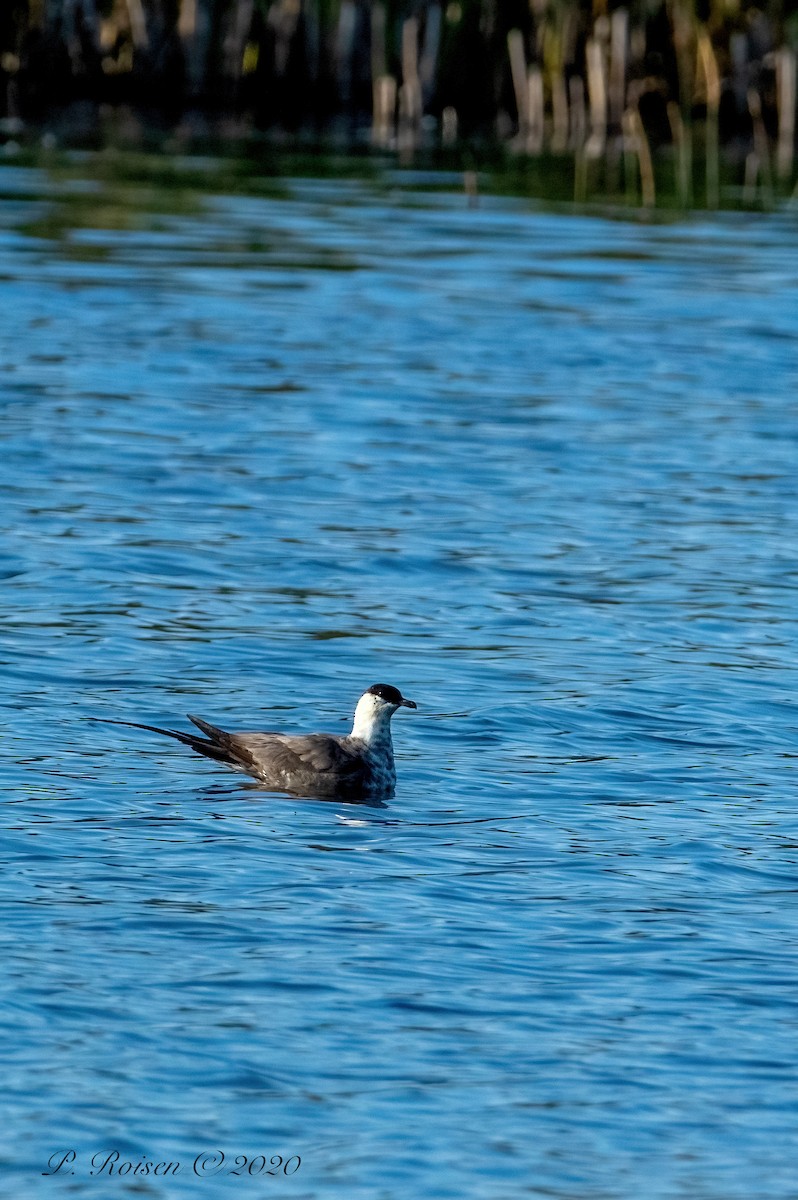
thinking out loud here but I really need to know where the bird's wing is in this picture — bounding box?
[231,732,364,780]
[187,715,364,785]
[97,715,366,791]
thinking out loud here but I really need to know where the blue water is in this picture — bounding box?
[2,162,798,1198]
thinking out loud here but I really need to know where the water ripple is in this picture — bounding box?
[1,165,798,1198]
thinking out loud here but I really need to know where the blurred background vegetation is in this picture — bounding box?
[1,1,797,207]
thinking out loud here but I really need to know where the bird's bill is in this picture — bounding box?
[400,698,417,709]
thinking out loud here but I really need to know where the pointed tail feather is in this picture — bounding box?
[187,713,230,743]
[90,717,238,767]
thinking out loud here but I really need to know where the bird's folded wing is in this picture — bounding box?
[232,733,363,780]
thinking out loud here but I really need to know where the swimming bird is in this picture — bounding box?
[97,684,417,799]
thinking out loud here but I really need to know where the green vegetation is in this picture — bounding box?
[1,1,797,211]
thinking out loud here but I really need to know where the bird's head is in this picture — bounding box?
[352,683,417,741]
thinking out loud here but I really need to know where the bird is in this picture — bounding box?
[96,683,417,799]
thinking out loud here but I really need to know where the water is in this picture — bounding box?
[2,160,798,1198]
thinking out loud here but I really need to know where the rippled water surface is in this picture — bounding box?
[2,161,798,1198]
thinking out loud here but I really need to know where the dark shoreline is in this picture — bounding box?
[2,1,796,212]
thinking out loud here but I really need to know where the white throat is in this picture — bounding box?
[351,695,395,748]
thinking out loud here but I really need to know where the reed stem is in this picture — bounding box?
[697,31,720,208]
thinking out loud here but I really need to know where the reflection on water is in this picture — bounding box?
[2,160,798,1198]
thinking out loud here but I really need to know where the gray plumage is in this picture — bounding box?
[96,684,417,799]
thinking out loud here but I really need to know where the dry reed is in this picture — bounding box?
[0,0,795,209]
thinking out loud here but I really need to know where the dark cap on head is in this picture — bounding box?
[366,684,417,709]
